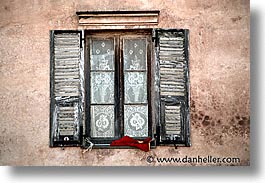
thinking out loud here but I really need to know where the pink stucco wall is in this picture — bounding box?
[0,0,249,166]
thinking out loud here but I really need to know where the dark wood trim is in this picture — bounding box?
[184,29,191,147]
[119,35,125,137]
[147,35,153,139]
[76,10,160,15]
[115,36,121,139]
[86,29,152,36]
[49,30,55,147]
[84,35,90,138]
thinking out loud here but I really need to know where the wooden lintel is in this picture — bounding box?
[76,10,160,29]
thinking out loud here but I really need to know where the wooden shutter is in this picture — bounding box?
[153,29,190,147]
[50,30,84,147]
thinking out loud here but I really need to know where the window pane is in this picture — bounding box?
[91,72,114,104]
[90,105,114,138]
[124,72,147,104]
[124,39,146,71]
[124,105,148,137]
[91,39,114,70]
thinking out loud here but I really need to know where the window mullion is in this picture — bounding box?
[118,35,125,137]
[115,35,123,138]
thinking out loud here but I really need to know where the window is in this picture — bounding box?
[85,30,152,147]
[50,28,190,149]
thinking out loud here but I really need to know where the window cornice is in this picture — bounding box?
[76,10,160,30]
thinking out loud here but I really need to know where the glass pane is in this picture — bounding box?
[91,72,114,104]
[124,39,146,71]
[124,72,147,104]
[90,105,115,138]
[91,39,114,70]
[124,105,148,137]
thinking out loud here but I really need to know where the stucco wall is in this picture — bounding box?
[0,0,249,166]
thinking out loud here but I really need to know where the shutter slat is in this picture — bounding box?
[159,32,186,97]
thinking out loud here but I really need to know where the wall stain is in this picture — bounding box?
[4,6,10,11]
[231,16,242,23]
[95,149,115,161]
[190,99,250,146]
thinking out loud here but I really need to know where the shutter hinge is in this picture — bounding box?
[152,29,158,47]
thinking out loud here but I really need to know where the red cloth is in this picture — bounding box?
[110,136,152,152]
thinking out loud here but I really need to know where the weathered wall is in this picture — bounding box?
[0,0,249,166]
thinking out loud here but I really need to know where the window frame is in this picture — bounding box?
[49,28,190,149]
[84,29,153,147]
